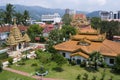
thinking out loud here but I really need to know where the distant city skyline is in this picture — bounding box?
[0,0,120,12]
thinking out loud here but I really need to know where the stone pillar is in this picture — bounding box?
[21,42,24,49]
[16,44,19,51]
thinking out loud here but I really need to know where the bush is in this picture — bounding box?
[31,63,38,67]
[52,53,67,67]
[39,36,46,42]
[71,60,76,66]
[0,61,3,72]
[92,76,97,80]
[100,62,107,68]
[80,61,86,67]
[83,73,89,80]
[0,52,8,60]
[76,74,81,80]
[8,57,13,65]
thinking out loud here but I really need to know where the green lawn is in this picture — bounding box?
[10,59,120,80]
[0,70,35,80]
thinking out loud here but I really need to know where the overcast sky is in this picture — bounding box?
[0,0,120,12]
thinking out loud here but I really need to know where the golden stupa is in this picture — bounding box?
[6,18,31,51]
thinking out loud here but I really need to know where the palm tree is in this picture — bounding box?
[23,10,30,25]
[4,3,15,24]
[89,51,104,70]
[0,9,5,26]
[14,12,23,25]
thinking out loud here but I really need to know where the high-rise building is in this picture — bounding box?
[100,11,120,21]
[65,8,76,15]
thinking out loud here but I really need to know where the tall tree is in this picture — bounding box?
[27,24,43,42]
[91,17,101,29]
[114,55,120,73]
[23,10,30,25]
[89,51,104,70]
[0,9,5,26]
[62,25,77,39]
[14,12,23,25]
[4,3,15,24]
[62,14,72,25]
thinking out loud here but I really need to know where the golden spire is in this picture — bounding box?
[9,18,24,43]
[23,33,31,42]
[6,35,17,45]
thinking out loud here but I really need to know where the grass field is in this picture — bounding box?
[0,70,35,80]
[10,59,120,80]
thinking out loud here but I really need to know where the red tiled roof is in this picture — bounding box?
[73,14,86,19]
[0,25,28,33]
[43,24,54,33]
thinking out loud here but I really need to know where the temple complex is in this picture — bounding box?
[54,14,120,66]
[6,19,31,51]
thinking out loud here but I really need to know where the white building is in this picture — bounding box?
[41,13,61,24]
[100,11,120,21]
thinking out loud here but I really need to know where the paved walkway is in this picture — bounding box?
[3,67,59,80]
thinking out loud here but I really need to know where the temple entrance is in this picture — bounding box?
[18,43,22,49]
[76,59,81,64]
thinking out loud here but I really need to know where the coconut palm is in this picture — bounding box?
[4,3,15,24]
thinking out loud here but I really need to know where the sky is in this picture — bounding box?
[0,0,120,12]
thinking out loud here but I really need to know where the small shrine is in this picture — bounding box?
[6,19,31,51]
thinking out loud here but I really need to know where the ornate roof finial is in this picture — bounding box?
[13,18,17,25]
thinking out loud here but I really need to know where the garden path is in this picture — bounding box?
[3,67,59,80]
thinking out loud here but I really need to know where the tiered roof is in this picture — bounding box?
[71,14,90,27]
[6,20,30,45]
[54,14,120,58]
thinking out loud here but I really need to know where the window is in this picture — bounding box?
[109,58,114,64]
[62,53,66,57]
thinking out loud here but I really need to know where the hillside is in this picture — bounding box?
[0,5,100,20]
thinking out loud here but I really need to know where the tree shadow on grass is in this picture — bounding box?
[110,68,120,76]
[84,67,98,73]
[52,67,64,72]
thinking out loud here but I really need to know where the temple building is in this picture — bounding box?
[6,19,31,51]
[54,14,120,66]
[71,14,90,29]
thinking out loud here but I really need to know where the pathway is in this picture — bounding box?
[3,67,59,80]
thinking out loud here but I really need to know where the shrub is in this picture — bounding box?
[80,61,86,67]
[0,61,3,72]
[8,57,13,65]
[71,60,76,66]
[100,62,107,68]
[113,55,120,73]
[0,52,8,60]
[76,74,81,80]
[31,63,38,67]
[39,36,46,42]
[83,73,89,80]
[92,76,97,80]
[52,53,67,67]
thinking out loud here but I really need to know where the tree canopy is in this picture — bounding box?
[88,51,104,70]
[27,24,43,42]
[113,55,120,73]
[91,17,120,40]
[0,4,30,26]
[62,14,72,25]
